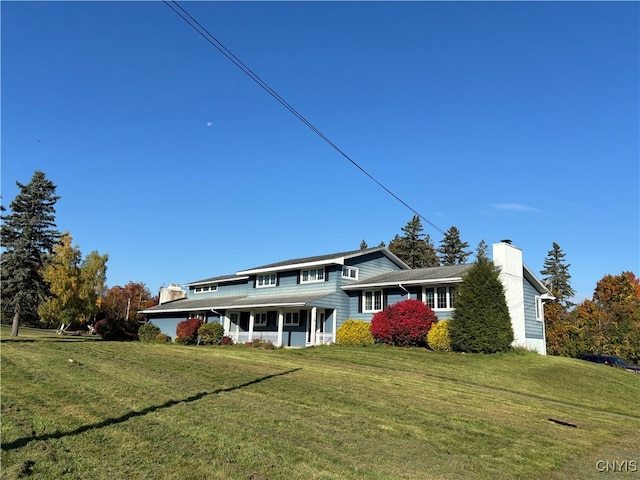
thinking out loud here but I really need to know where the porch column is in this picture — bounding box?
[310,307,317,345]
[248,311,255,342]
[223,314,230,335]
[333,308,338,344]
[277,310,284,347]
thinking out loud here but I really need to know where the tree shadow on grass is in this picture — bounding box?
[1,367,301,451]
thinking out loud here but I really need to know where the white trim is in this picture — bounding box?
[256,274,277,288]
[300,268,325,284]
[341,266,359,280]
[363,290,383,313]
[239,258,343,276]
[277,311,284,346]
[342,277,464,290]
[184,276,249,287]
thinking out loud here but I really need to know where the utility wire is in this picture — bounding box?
[163,0,446,236]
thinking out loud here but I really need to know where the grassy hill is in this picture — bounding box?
[1,326,639,479]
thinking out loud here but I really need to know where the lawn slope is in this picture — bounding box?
[1,328,639,479]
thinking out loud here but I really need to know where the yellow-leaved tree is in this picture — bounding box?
[38,233,108,328]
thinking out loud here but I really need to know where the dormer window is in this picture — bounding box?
[301,268,325,283]
[342,266,359,280]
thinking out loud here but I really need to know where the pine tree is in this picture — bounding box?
[475,239,489,262]
[540,242,575,308]
[1,171,60,335]
[449,255,514,353]
[360,239,368,250]
[388,216,439,268]
[437,226,472,266]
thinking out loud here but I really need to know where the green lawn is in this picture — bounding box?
[1,326,639,479]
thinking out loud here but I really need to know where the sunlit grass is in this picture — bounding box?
[1,326,639,479]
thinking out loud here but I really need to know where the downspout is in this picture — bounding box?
[398,283,410,299]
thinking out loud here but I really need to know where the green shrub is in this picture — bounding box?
[427,319,451,351]
[155,333,171,343]
[246,338,276,349]
[336,319,375,346]
[198,322,225,345]
[138,323,161,342]
[174,336,191,345]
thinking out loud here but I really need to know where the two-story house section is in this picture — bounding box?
[140,247,410,347]
[140,241,553,353]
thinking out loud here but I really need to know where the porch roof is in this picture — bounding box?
[139,292,334,315]
[342,264,474,290]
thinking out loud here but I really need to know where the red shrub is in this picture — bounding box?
[370,299,437,347]
[176,318,203,344]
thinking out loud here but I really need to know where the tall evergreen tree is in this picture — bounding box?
[388,216,439,268]
[449,255,514,353]
[540,242,575,308]
[437,226,472,266]
[1,171,60,335]
[475,239,489,262]
[360,239,368,250]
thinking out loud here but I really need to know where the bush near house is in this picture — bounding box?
[138,323,161,342]
[198,322,225,345]
[155,333,171,343]
[175,318,203,345]
[371,299,437,347]
[427,319,451,351]
[336,319,375,346]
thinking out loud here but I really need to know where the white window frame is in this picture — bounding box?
[284,311,300,326]
[423,286,456,310]
[193,285,218,294]
[301,268,325,284]
[255,312,267,326]
[257,274,277,288]
[535,296,543,321]
[342,266,359,280]
[363,290,383,313]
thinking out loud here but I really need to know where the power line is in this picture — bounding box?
[163,0,446,236]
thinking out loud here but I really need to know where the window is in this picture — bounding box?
[193,285,218,294]
[257,274,277,288]
[342,266,359,280]
[425,288,435,308]
[424,286,456,310]
[284,312,299,326]
[437,287,447,309]
[535,296,543,321]
[254,313,267,326]
[363,290,383,312]
[301,268,325,283]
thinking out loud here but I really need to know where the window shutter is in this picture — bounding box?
[358,293,362,313]
[382,290,388,309]
[324,267,329,281]
[297,271,300,284]
[276,273,280,286]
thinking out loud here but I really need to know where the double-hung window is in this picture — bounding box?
[342,266,359,280]
[535,296,543,321]
[257,274,277,288]
[363,290,383,312]
[254,313,267,326]
[284,312,300,326]
[424,286,456,310]
[301,268,325,283]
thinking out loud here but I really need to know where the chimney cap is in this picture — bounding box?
[500,239,512,244]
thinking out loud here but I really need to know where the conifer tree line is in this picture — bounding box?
[1,171,157,336]
[363,216,640,362]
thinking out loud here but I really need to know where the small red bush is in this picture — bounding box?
[176,318,203,344]
[370,299,437,347]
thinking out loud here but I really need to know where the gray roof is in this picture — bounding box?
[237,247,408,273]
[342,264,474,289]
[183,274,247,287]
[140,292,334,314]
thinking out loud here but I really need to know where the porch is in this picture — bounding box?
[224,307,335,347]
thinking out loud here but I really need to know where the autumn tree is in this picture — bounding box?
[1,171,60,335]
[437,226,471,266]
[449,255,514,353]
[579,272,640,363]
[388,216,439,268]
[540,242,575,308]
[37,233,108,328]
[101,281,157,324]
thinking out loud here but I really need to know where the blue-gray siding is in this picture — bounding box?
[523,280,544,339]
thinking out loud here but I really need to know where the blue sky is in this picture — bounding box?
[2,1,638,303]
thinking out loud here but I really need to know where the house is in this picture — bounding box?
[139,241,553,353]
